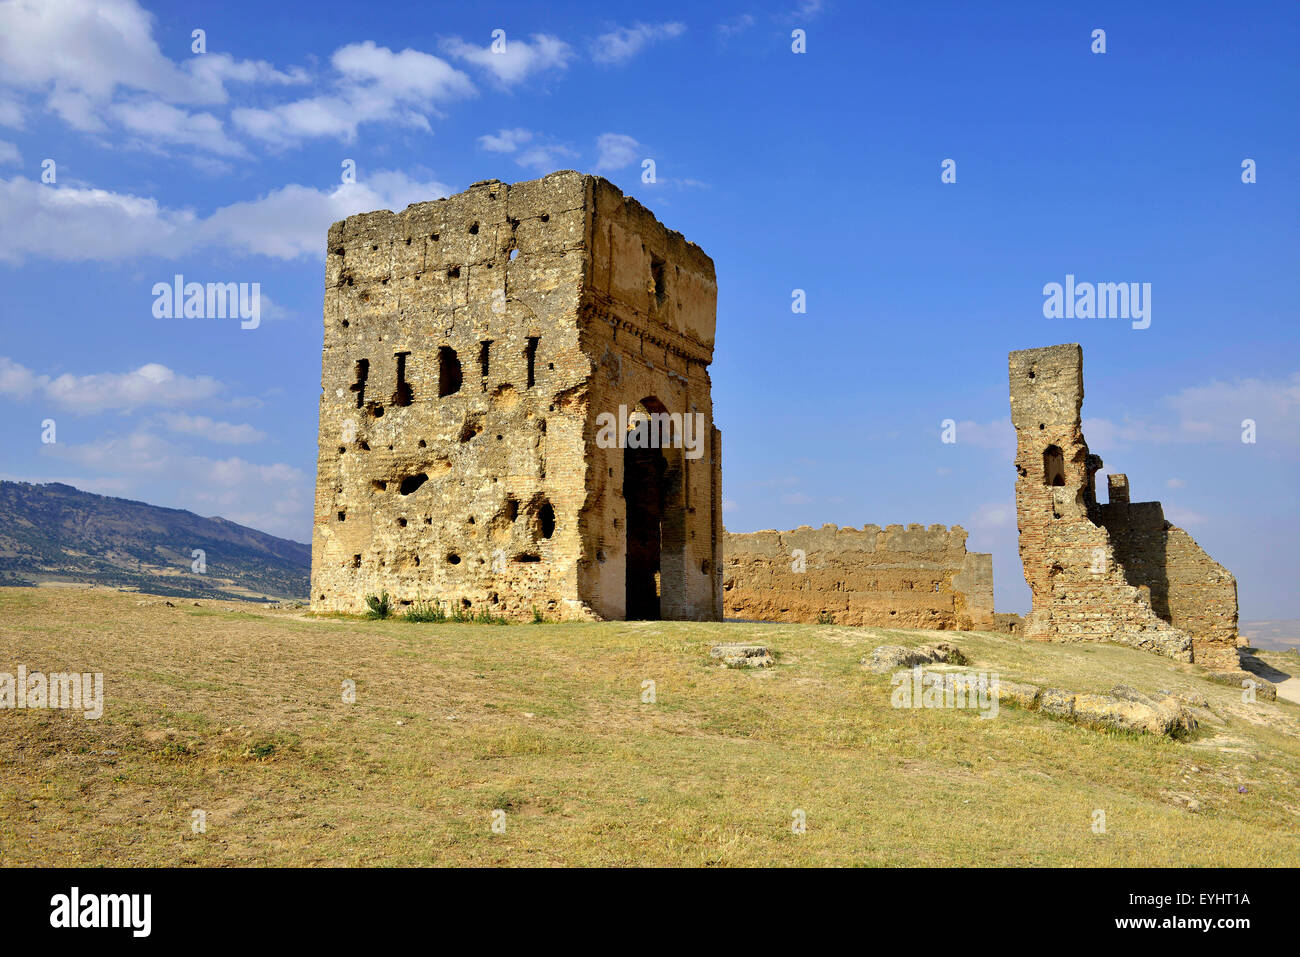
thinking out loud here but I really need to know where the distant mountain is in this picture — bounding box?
[1241,620,1300,653]
[0,481,308,602]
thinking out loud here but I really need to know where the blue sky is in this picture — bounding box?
[0,0,1296,618]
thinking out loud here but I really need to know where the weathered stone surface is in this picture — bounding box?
[863,641,967,673]
[1009,345,1239,668]
[710,643,773,668]
[1038,688,1076,718]
[1203,670,1278,701]
[995,680,1042,709]
[723,524,999,630]
[310,172,723,621]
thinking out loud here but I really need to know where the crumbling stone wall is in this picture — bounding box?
[1099,475,1240,670]
[310,171,722,620]
[723,523,996,629]
[1010,344,1239,667]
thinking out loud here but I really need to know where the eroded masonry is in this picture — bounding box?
[310,172,723,621]
[1010,344,1240,669]
[723,524,1000,630]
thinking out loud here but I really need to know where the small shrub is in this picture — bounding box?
[473,607,508,625]
[531,605,544,624]
[364,591,392,619]
[816,611,834,625]
[403,601,446,623]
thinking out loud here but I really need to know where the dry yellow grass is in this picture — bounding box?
[1,586,1298,866]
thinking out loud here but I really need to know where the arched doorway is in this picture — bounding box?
[623,398,687,619]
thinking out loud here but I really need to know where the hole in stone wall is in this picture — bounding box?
[514,552,541,563]
[509,248,519,261]
[539,213,549,223]
[438,346,462,397]
[1043,445,1066,487]
[391,351,413,407]
[397,517,407,527]
[505,496,519,522]
[447,266,460,279]
[447,553,461,564]
[651,254,667,306]
[459,416,482,442]
[536,501,556,539]
[337,510,346,521]
[469,222,479,235]
[352,554,362,568]
[479,340,492,378]
[350,358,369,408]
[371,480,387,491]
[525,336,539,388]
[399,473,429,495]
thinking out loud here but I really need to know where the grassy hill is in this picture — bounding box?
[0,481,308,601]
[1,587,1297,866]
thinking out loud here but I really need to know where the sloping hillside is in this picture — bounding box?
[0,481,308,601]
[1,587,1296,866]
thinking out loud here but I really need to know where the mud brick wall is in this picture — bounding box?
[310,171,722,620]
[1099,477,1240,670]
[722,523,996,630]
[1010,343,1239,667]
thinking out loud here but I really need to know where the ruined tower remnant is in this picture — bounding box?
[1010,344,1240,668]
[310,171,723,621]
[724,523,997,630]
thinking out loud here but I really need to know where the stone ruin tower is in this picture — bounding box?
[310,171,723,621]
[1009,343,1240,669]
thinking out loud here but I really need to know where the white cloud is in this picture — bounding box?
[0,0,309,145]
[0,169,451,263]
[951,417,1015,454]
[160,413,266,444]
[0,139,19,165]
[478,127,533,152]
[47,362,223,412]
[1084,371,1300,452]
[594,132,642,171]
[1166,477,1186,488]
[0,356,223,412]
[969,502,1015,530]
[41,428,311,539]
[515,144,578,171]
[718,15,756,38]
[442,33,572,86]
[111,98,246,157]
[591,22,686,64]
[232,42,473,147]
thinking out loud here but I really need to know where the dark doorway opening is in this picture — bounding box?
[623,398,688,620]
[624,445,666,620]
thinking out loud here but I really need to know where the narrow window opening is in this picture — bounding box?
[650,254,667,306]
[438,346,462,397]
[391,351,413,407]
[479,340,492,378]
[350,358,369,409]
[524,336,539,389]
[1043,445,1066,487]
[536,501,556,539]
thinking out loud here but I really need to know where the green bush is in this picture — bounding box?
[403,601,446,623]
[364,591,392,620]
